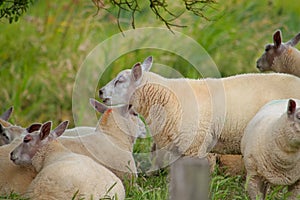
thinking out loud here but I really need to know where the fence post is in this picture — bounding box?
[170,156,210,200]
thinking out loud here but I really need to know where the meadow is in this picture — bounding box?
[1,0,300,199]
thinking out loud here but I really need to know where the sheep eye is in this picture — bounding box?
[265,45,272,52]
[114,76,126,87]
[114,80,120,87]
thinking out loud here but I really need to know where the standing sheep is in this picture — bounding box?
[256,30,300,77]
[241,99,300,200]
[10,121,125,200]
[99,56,300,160]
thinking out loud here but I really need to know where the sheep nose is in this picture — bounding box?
[99,89,104,99]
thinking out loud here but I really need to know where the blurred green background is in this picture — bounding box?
[1,0,300,199]
[1,0,299,127]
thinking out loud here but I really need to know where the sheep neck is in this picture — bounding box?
[96,120,134,152]
[273,116,300,154]
[272,47,300,75]
[130,80,182,150]
[32,141,70,172]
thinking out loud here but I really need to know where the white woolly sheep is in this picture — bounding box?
[0,123,41,195]
[58,98,145,180]
[0,100,142,195]
[256,30,300,77]
[99,56,300,161]
[10,121,125,200]
[241,99,300,200]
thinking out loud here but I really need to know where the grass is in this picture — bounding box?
[1,0,300,199]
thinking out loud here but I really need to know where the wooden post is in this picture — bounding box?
[170,157,210,200]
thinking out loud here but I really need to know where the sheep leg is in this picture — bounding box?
[288,180,300,200]
[247,174,267,200]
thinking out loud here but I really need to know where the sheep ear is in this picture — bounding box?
[142,56,153,72]
[89,98,108,114]
[40,121,52,141]
[51,121,69,138]
[273,30,282,48]
[287,99,296,118]
[131,63,142,83]
[26,123,42,133]
[286,32,300,47]
[0,107,13,121]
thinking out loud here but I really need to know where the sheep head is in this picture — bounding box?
[90,98,146,140]
[256,30,300,72]
[99,56,153,105]
[10,121,68,166]
[286,99,300,148]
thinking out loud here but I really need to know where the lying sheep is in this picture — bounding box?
[1,101,143,194]
[10,121,125,200]
[241,99,300,200]
[59,98,144,180]
[256,30,300,77]
[0,124,41,195]
[99,56,300,160]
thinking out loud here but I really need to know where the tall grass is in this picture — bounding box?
[1,0,300,199]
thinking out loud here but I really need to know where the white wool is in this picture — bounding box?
[241,99,300,200]
[26,141,125,200]
[0,138,36,195]
[129,72,300,157]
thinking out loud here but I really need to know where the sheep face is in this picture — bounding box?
[256,30,300,71]
[287,99,300,147]
[0,125,24,146]
[99,56,153,105]
[10,121,68,166]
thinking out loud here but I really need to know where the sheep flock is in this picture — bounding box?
[1,29,300,199]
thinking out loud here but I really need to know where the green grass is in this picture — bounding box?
[1,0,300,199]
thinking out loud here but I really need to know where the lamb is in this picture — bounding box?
[10,121,125,200]
[256,30,300,77]
[241,99,300,200]
[0,100,142,195]
[99,56,300,160]
[58,98,145,180]
[0,124,41,195]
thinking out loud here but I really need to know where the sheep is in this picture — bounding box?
[241,99,300,200]
[0,124,41,195]
[99,56,300,160]
[10,121,125,200]
[256,30,300,77]
[58,98,144,180]
[0,100,142,195]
